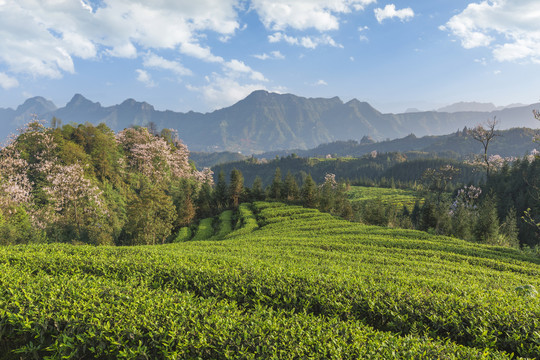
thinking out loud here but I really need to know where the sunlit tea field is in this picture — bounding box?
[1,202,539,359]
[347,185,423,210]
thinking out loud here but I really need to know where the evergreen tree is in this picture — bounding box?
[170,178,196,228]
[283,171,299,202]
[213,170,228,210]
[250,176,265,201]
[361,199,388,226]
[474,193,500,244]
[419,198,438,232]
[269,167,282,200]
[300,175,318,208]
[450,204,474,241]
[500,207,519,248]
[196,182,214,219]
[228,168,244,208]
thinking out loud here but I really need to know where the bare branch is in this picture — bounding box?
[471,117,500,179]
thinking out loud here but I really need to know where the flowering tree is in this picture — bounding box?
[0,144,32,212]
[43,162,111,244]
[470,118,500,178]
[116,127,210,185]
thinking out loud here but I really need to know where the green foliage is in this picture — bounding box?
[0,121,214,246]
[228,203,258,237]
[192,217,215,241]
[213,210,233,239]
[0,207,45,245]
[268,167,282,200]
[249,176,265,202]
[173,226,192,242]
[213,154,482,189]
[347,186,423,211]
[228,168,244,208]
[0,203,539,358]
[122,178,176,245]
[300,174,318,208]
[214,170,229,210]
[282,171,299,202]
[475,194,500,244]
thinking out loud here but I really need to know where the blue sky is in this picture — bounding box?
[0,0,539,114]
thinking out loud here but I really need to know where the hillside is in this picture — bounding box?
[259,127,539,159]
[1,202,539,358]
[1,91,538,153]
[212,153,483,187]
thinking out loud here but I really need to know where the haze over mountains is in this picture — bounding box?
[1,90,538,153]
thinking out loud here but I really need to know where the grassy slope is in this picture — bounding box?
[1,202,539,359]
[347,185,423,209]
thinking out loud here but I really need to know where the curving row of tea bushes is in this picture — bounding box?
[0,202,539,358]
[0,255,509,359]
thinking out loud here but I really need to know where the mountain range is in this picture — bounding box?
[1,91,538,153]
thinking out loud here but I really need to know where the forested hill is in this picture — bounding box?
[1,91,538,153]
[258,127,540,160]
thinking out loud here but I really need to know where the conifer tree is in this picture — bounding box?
[214,170,228,210]
[301,174,318,208]
[171,178,196,228]
[269,167,282,200]
[500,207,519,247]
[196,182,214,219]
[283,171,299,202]
[250,176,265,201]
[474,193,500,244]
[228,168,244,208]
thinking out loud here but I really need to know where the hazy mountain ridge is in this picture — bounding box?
[258,127,539,160]
[0,91,538,153]
[437,101,527,113]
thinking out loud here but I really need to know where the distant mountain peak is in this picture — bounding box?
[67,93,99,108]
[437,102,497,113]
[119,98,155,111]
[16,96,57,114]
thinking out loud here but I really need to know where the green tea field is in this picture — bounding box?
[347,185,423,210]
[1,202,539,359]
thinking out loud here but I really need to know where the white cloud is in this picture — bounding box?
[179,42,224,63]
[442,0,540,63]
[475,58,487,66]
[251,0,376,31]
[253,51,285,60]
[143,52,192,77]
[268,32,342,49]
[0,0,239,79]
[0,72,19,89]
[136,69,155,87]
[315,79,328,86]
[374,4,415,23]
[224,59,268,81]
[358,25,370,42]
[187,73,267,110]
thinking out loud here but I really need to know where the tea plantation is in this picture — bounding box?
[1,202,539,359]
[347,185,422,210]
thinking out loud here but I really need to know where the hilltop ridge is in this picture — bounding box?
[0,91,538,153]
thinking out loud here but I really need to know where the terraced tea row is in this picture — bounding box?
[347,186,423,209]
[176,204,258,242]
[1,202,539,358]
